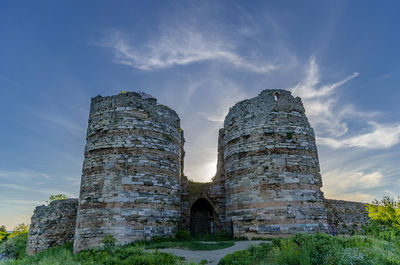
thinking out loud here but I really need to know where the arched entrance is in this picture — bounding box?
[190,198,214,236]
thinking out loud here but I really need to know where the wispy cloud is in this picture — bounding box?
[319,122,400,149]
[0,168,51,180]
[35,112,86,138]
[2,199,45,205]
[325,170,383,190]
[197,79,249,123]
[291,56,400,149]
[101,28,278,73]
[98,3,297,73]
[290,56,361,137]
[323,167,384,203]
[0,183,75,198]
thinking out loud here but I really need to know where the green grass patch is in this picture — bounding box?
[1,243,195,265]
[219,233,400,265]
[144,240,235,251]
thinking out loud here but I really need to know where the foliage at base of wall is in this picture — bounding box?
[0,242,196,265]
[0,233,28,261]
[219,233,400,265]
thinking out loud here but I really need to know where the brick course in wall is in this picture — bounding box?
[26,199,78,255]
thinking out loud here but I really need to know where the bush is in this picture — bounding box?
[8,224,28,239]
[1,241,190,265]
[175,230,190,240]
[47,194,67,205]
[0,231,9,243]
[363,196,400,241]
[102,234,116,252]
[0,232,28,260]
[218,233,400,265]
[367,196,400,229]
[215,229,232,241]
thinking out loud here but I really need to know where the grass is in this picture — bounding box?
[0,233,234,265]
[3,228,400,265]
[1,243,194,265]
[143,240,235,251]
[139,231,235,251]
[218,233,400,265]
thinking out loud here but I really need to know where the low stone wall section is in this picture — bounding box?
[26,199,78,255]
[325,199,370,234]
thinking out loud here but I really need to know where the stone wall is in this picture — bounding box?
[220,89,328,238]
[26,199,78,255]
[325,199,370,234]
[74,92,184,253]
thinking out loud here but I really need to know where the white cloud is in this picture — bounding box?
[319,122,400,149]
[2,199,45,205]
[35,112,86,138]
[323,170,383,202]
[332,192,375,203]
[327,170,383,190]
[291,56,400,149]
[0,169,51,180]
[290,56,361,137]
[102,29,279,73]
[0,183,75,198]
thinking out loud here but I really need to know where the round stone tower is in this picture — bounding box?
[221,89,327,238]
[74,92,184,253]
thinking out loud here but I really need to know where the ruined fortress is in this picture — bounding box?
[26,89,370,255]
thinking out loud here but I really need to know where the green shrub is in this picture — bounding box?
[2,242,189,265]
[215,229,232,241]
[367,196,400,229]
[0,232,28,260]
[8,224,28,238]
[218,233,400,265]
[175,230,190,240]
[0,231,9,242]
[363,196,400,242]
[219,243,272,265]
[47,194,67,205]
[102,234,116,251]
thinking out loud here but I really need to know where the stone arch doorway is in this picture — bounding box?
[190,198,215,236]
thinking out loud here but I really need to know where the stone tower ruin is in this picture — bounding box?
[26,89,371,255]
[74,92,184,253]
[218,89,328,237]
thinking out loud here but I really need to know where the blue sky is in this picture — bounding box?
[1,0,399,229]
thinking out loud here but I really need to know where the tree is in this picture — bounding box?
[366,196,400,229]
[47,194,68,205]
[13,223,28,233]
[0,225,8,242]
[7,223,28,239]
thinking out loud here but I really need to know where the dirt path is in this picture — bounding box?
[148,240,269,265]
